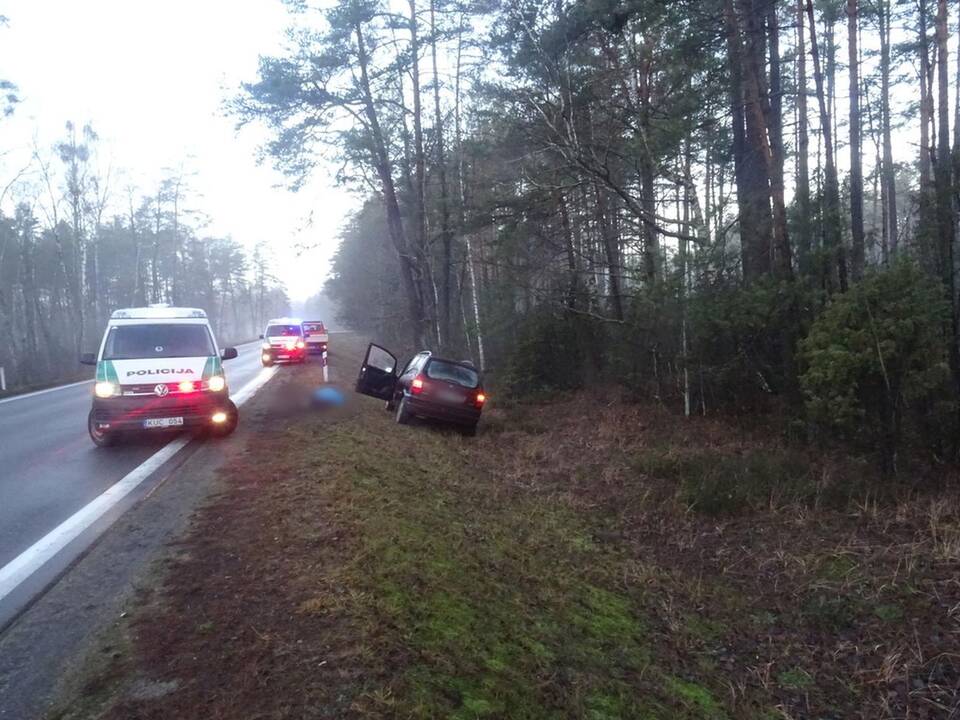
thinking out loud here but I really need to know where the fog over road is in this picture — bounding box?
[0,339,269,628]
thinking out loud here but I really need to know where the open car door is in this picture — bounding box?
[355,343,398,401]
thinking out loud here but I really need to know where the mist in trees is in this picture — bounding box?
[0,121,290,392]
[236,0,960,472]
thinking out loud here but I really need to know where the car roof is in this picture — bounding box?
[110,306,207,320]
[265,317,302,325]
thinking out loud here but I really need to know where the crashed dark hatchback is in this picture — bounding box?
[355,344,486,435]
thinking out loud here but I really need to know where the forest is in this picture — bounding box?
[240,0,960,475]
[0,122,290,392]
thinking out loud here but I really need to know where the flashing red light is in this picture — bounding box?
[476,392,487,405]
[178,380,197,393]
[411,376,425,394]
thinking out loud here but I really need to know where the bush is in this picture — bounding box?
[633,446,833,515]
[799,260,950,474]
[688,277,815,412]
[504,309,604,395]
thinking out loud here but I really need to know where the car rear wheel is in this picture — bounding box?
[88,411,119,447]
[395,396,411,425]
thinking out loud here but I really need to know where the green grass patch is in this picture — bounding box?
[664,676,727,718]
[632,446,834,515]
[777,668,814,690]
[291,408,740,718]
[801,593,864,632]
[873,603,904,623]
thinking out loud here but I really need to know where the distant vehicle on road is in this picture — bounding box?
[260,318,307,366]
[81,305,239,447]
[301,320,329,355]
[355,344,486,435]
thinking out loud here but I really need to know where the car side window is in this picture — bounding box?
[404,353,426,376]
[367,346,396,373]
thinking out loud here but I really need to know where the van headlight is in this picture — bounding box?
[261,342,271,350]
[94,381,119,398]
[207,375,226,392]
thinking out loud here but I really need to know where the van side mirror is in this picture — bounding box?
[80,352,97,366]
[221,347,238,361]
[259,334,264,339]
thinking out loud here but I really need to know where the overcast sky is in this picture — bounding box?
[0,0,354,302]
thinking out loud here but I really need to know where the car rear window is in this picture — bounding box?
[426,360,479,389]
[104,324,215,360]
[266,325,302,337]
[303,322,325,332]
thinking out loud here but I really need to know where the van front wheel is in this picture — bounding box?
[88,411,119,447]
[210,401,239,438]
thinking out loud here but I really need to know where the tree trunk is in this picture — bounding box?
[593,184,625,320]
[637,37,660,283]
[429,0,453,351]
[408,0,433,346]
[724,0,755,282]
[847,0,865,280]
[766,0,793,280]
[559,194,578,310]
[735,0,774,281]
[920,0,933,188]
[355,21,427,347]
[453,15,485,369]
[806,0,845,293]
[935,0,959,401]
[879,0,899,254]
[796,0,813,274]
[152,187,162,304]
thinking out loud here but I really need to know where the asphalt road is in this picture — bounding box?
[0,339,268,625]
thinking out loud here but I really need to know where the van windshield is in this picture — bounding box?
[426,360,480,389]
[104,324,216,360]
[266,325,302,337]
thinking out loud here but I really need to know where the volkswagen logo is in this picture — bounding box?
[154,384,169,397]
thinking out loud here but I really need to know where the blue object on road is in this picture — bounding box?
[312,386,345,408]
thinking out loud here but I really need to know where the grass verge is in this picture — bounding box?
[56,350,960,719]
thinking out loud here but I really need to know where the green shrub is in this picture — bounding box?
[688,278,815,411]
[632,447,829,515]
[504,309,604,394]
[799,260,949,474]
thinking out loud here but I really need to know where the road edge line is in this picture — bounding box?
[0,365,277,604]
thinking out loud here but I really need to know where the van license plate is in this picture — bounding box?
[143,417,184,429]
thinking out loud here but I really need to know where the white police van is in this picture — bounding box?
[81,305,239,447]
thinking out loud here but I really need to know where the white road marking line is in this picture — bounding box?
[0,365,278,605]
[0,380,92,406]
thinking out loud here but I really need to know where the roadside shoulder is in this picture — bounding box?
[0,358,290,720]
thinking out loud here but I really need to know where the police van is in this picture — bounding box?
[80,305,239,447]
[259,317,307,366]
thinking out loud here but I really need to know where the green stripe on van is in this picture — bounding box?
[96,360,119,383]
[202,356,219,380]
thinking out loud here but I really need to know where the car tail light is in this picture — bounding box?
[411,375,425,395]
[475,391,487,408]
